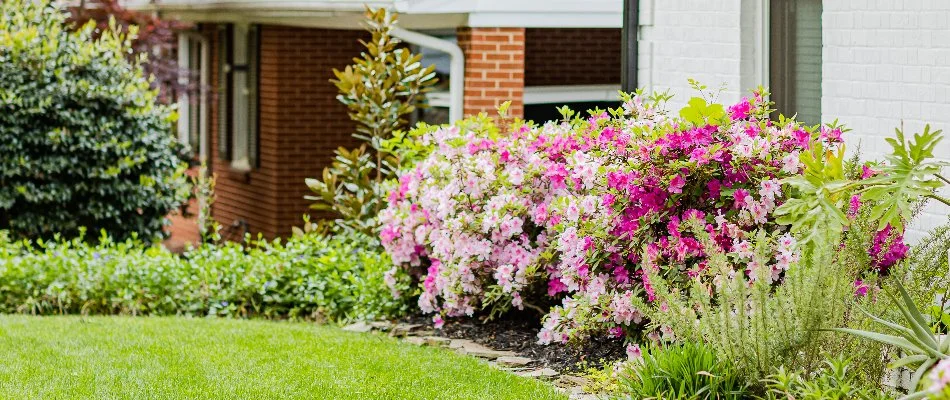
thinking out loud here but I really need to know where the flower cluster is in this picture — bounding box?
[927,358,950,398]
[381,91,816,341]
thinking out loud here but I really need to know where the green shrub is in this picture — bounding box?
[0,230,410,322]
[0,0,189,241]
[615,342,748,400]
[763,357,893,400]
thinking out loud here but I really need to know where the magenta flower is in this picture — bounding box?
[728,98,752,120]
[853,280,869,297]
[669,174,686,194]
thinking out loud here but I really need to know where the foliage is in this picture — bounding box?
[614,342,748,400]
[381,88,817,336]
[68,0,191,102]
[832,281,949,399]
[643,219,856,381]
[0,229,411,322]
[306,7,437,236]
[0,0,189,242]
[762,356,893,400]
[0,315,566,400]
[776,125,948,246]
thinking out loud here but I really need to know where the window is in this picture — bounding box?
[769,0,822,125]
[217,24,260,171]
[176,34,207,162]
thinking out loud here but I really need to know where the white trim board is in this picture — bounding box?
[523,85,621,105]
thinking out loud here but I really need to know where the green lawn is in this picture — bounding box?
[0,315,564,400]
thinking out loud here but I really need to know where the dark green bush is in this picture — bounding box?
[0,230,411,322]
[615,342,748,400]
[0,0,188,241]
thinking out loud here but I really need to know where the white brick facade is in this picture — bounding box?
[637,0,766,110]
[639,0,949,241]
[823,1,950,240]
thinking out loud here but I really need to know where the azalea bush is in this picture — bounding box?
[0,229,411,322]
[380,87,836,339]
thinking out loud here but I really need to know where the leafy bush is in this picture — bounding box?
[615,342,748,399]
[763,357,892,400]
[0,0,189,241]
[0,229,410,322]
[380,87,816,335]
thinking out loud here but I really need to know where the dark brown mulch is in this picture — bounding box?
[403,311,627,373]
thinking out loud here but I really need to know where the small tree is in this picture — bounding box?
[306,7,437,235]
[0,0,190,241]
[68,0,191,102]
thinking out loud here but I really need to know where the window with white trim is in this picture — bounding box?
[217,24,260,171]
[177,33,207,161]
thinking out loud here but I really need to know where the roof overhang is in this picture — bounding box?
[120,0,622,29]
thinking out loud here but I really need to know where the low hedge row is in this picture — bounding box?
[0,231,410,322]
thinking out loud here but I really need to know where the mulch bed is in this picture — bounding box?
[403,311,626,373]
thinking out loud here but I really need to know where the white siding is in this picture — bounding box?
[823,1,950,240]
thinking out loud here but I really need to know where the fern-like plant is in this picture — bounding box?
[644,222,856,382]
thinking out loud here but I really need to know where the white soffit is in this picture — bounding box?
[122,0,622,29]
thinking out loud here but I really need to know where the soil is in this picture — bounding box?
[403,311,627,373]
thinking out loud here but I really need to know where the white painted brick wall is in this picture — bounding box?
[637,0,763,110]
[823,1,950,241]
[638,0,949,241]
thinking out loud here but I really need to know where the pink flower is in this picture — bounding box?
[669,174,686,194]
[433,315,445,329]
[781,151,801,174]
[728,98,751,120]
[861,164,879,179]
[854,280,869,297]
[626,344,643,361]
[733,189,750,209]
[759,179,782,200]
[848,195,862,219]
[820,126,843,143]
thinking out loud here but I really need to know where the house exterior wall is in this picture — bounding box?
[636,0,764,111]
[524,28,622,86]
[457,27,526,117]
[822,2,950,239]
[205,24,364,239]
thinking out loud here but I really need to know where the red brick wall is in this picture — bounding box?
[457,27,525,118]
[266,26,366,237]
[524,28,622,86]
[205,24,364,239]
[163,165,201,251]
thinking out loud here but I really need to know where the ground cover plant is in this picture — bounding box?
[0,229,410,322]
[0,0,189,241]
[0,315,564,400]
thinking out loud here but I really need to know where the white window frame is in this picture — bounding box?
[177,32,210,163]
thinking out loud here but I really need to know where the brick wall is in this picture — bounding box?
[206,24,364,239]
[524,28,622,87]
[823,1,950,240]
[163,166,201,251]
[457,27,525,118]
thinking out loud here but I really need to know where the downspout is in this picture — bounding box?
[391,27,465,123]
[621,0,639,93]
